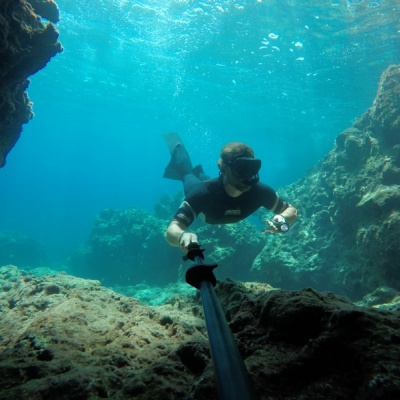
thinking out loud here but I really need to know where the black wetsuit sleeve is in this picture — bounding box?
[172,201,196,228]
[274,198,290,214]
[172,181,210,226]
[258,183,289,214]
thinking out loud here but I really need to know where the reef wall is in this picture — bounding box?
[0,0,62,167]
[253,65,400,299]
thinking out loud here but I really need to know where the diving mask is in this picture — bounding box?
[227,156,261,185]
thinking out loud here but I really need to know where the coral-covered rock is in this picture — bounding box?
[356,65,400,146]
[70,206,266,286]
[69,208,180,286]
[252,65,400,299]
[196,219,266,281]
[154,192,184,220]
[0,0,62,167]
[1,267,399,399]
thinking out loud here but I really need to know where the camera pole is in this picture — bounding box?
[184,243,259,400]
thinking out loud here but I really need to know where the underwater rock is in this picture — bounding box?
[252,65,400,299]
[355,65,400,146]
[0,0,62,167]
[196,219,265,281]
[68,208,179,286]
[1,266,399,399]
[357,286,400,312]
[154,191,184,220]
[28,0,60,23]
[70,207,265,287]
[70,194,264,293]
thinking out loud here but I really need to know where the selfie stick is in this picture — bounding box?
[184,243,259,400]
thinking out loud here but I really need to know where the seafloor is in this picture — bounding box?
[1,266,400,399]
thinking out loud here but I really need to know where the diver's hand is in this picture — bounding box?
[179,232,198,252]
[264,215,288,234]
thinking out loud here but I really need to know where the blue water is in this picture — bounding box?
[1,0,399,262]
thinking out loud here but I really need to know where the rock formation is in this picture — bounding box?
[253,65,400,299]
[1,265,399,399]
[69,208,179,286]
[69,207,265,286]
[0,0,62,167]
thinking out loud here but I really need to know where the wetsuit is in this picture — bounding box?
[173,176,289,228]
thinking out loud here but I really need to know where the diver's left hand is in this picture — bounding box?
[264,215,286,234]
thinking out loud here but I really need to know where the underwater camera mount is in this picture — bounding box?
[184,243,259,400]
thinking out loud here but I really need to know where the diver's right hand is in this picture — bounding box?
[179,232,198,252]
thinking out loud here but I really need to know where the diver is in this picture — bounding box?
[163,132,297,252]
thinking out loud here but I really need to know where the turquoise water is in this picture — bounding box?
[0,0,399,261]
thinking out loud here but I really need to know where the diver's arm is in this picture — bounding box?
[165,220,198,251]
[266,204,297,233]
[269,193,298,226]
[278,204,297,226]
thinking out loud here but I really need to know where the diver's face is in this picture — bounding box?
[225,157,261,192]
[226,167,253,192]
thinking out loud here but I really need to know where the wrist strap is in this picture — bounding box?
[178,231,185,245]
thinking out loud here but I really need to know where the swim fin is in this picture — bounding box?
[163,132,183,154]
[192,164,207,180]
[163,132,193,181]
